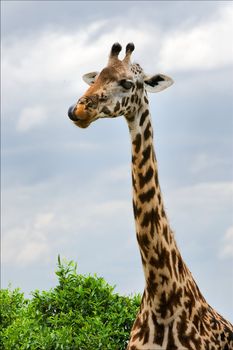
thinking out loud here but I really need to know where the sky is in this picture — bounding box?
[1,1,233,323]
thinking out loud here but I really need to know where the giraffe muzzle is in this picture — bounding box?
[68,103,90,121]
[68,102,97,129]
[68,94,99,127]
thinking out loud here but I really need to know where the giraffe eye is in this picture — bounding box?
[119,79,134,90]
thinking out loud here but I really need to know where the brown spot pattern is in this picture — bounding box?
[138,166,154,189]
[133,133,142,153]
[139,187,156,203]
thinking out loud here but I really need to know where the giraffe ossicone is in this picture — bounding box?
[67,43,233,350]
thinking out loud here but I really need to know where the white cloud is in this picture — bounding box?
[34,212,54,230]
[1,20,155,132]
[17,105,48,132]
[2,3,232,135]
[2,212,54,265]
[63,141,101,152]
[2,21,107,85]
[1,173,133,267]
[17,241,49,265]
[91,199,129,217]
[2,3,231,96]
[1,20,151,95]
[219,226,233,259]
[167,181,233,209]
[159,5,233,71]
[165,181,233,250]
[190,153,230,176]
[102,164,130,182]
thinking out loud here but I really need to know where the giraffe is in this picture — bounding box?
[67,43,233,350]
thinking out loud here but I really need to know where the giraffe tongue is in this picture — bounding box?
[68,105,78,121]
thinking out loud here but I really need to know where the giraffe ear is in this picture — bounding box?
[82,72,99,86]
[144,74,174,93]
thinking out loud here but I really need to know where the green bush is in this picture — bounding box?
[0,258,140,350]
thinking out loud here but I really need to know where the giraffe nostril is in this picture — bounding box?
[78,98,86,105]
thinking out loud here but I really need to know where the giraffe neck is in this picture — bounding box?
[127,101,201,319]
[126,103,233,349]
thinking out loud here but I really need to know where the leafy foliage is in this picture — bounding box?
[0,258,140,349]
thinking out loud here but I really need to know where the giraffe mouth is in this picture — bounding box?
[73,119,91,129]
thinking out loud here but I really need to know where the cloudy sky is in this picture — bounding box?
[1,1,233,322]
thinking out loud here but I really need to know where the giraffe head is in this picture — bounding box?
[68,43,173,128]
